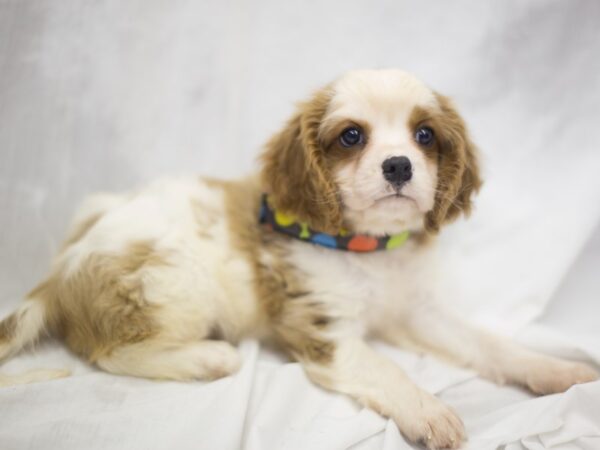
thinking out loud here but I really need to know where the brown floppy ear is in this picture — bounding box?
[425,94,483,233]
[260,88,342,234]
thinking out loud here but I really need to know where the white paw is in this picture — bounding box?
[194,341,242,381]
[395,389,466,450]
[525,358,599,395]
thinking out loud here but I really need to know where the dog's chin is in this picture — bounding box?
[343,194,425,236]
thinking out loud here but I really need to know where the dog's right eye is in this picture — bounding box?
[339,127,364,148]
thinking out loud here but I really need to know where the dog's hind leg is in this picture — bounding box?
[96,338,241,381]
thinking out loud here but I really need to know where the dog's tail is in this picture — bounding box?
[0,297,70,386]
[0,300,47,361]
[0,368,70,387]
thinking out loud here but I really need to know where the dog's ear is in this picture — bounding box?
[425,94,483,233]
[260,88,342,234]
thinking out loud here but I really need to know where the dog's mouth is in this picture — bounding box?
[371,190,421,212]
[375,192,414,203]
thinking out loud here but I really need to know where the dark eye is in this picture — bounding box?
[415,126,435,146]
[339,127,364,148]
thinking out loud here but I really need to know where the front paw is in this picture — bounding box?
[395,389,466,450]
[525,358,598,395]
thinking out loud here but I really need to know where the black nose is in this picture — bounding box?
[382,156,412,185]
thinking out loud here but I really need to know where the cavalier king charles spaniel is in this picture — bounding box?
[1,69,597,449]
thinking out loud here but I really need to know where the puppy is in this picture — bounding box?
[0,69,597,449]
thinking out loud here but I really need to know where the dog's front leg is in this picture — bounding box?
[377,303,598,394]
[297,337,465,449]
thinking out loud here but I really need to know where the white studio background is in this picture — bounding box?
[1,2,600,449]
[1,0,599,319]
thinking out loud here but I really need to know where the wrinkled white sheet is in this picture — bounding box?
[1,315,599,450]
[1,1,600,449]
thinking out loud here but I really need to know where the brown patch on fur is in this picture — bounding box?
[30,241,165,362]
[321,119,371,152]
[217,177,335,364]
[408,106,439,162]
[320,119,372,180]
[409,95,482,233]
[260,87,343,235]
[0,313,18,345]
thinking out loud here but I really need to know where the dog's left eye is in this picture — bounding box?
[415,126,435,146]
[339,127,364,148]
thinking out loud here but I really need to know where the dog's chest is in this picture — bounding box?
[288,239,437,327]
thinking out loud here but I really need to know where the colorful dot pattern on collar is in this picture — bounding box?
[258,194,410,252]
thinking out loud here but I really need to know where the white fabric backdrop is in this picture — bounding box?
[1,1,599,449]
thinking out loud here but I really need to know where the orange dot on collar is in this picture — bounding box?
[347,235,378,252]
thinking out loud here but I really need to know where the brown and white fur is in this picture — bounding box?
[0,69,597,449]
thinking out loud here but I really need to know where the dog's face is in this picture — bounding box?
[261,69,481,236]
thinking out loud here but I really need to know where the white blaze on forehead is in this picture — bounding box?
[324,69,438,127]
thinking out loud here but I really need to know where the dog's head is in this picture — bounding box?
[260,69,481,236]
